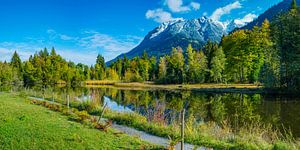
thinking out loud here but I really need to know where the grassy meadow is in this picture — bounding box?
[0,92,159,150]
[22,89,300,150]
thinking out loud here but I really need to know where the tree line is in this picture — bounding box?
[0,1,299,90]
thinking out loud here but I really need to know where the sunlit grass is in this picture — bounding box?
[0,92,160,150]
[83,80,262,91]
[21,89,300,149]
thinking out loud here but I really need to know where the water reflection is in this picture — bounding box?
[63,87,300,138]
[104,96,132,112]
[7,85,298,138]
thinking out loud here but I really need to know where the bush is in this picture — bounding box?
[272,142,290,150]
[74,110,90,122]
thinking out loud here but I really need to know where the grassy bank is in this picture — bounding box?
[0,92,160,150]
[84,81,263,93]
[102,110,299,150]
[23,89,300,150]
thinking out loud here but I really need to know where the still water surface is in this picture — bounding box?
[62,86,300,138]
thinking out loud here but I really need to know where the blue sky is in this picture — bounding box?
[0,0,282,65]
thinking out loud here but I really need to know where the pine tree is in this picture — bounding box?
[121,55,130,78]
[10,51,23,85]
[95,54,106,80]
[139,51,150,81]
[96,54,105,68]
[291,0,297,9]
[148,56,157,80]
[271,1,300,89]
[50,47,57,56]
[259,19,279,87]
[23,61,36,87]
[11,51,22,71]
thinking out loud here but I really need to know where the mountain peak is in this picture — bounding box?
[149,18,184,39]
[107,16,228,64]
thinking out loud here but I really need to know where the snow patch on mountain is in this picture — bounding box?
[107,16,245,64]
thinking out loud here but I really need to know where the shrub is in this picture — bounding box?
[74,110,90,122]
[272,142,290,150]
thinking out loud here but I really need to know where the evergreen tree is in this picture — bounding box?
[10,51,23,85]
[95,54,106,80]
[260,20,279,87]
[23,61,36,87]
[96,54,106,68]
[204,41,219,82]
[292,0,297,9]
[121,55,130,78]
[83,65,91,80]
[272,1,300,89]
[11,51,22,70]
[139,51,150,81]
[148,56,157,80]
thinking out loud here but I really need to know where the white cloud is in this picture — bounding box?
[47,29,143,62]
[165,0,190,12]
[60,34,75,40]
[0,30,143,64]
[164,0,200,12]
[56,49,98,65]
[190,2,200,10]
[78,31,142,61]
[234,13,257,25]
[47,29,77,41]
[0,42,99,65]
[210,1,242,21]
[146,9,182,23]
[0,42,43,62]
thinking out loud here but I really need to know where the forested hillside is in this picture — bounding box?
[243,0,300,29]
[0,1,299,91]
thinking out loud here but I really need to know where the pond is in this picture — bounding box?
[55,86,300,139]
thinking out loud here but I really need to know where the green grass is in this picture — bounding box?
[0,92,160,150]
[20,89,300,150]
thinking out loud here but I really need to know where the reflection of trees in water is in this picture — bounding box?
[91,89,266,129]
[89,88,104,108]
[53,87,300,137]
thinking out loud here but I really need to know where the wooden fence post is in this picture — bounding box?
[98,102,108,123]
[67,95,70,109]
[52,92,54,103]
[181,108,185,150]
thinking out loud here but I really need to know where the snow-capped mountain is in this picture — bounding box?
[107,16,238,64]
[106,0,298,65]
